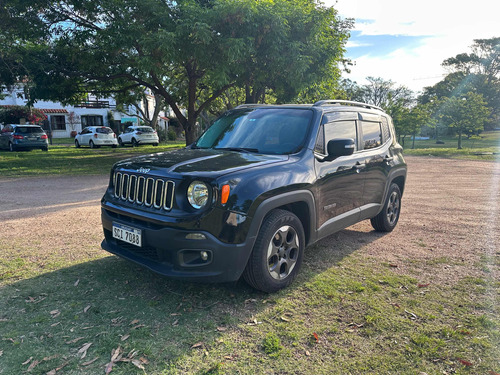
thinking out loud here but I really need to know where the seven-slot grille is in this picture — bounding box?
[114,172,175,210]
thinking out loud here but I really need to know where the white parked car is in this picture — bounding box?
[118,126,159,147]
[75,126,118,148]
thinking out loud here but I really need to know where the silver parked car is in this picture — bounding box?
[0,124,49,151]
[75,126,118,148]
[118,126,159,147]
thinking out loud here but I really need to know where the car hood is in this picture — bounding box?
[114,148,288,178]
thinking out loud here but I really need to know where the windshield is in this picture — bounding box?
[196,108,313,155]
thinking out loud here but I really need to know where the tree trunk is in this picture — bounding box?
[457,131,463,149]
[412,132,416,149]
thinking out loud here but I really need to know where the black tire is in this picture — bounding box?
[243,209,305,293]
[75,140,80,148]
[132,138,138,147]
[370,183,402,232]
[41,147,48,152]
[112,144,117,148]
[89,140,95,149]
[9,142,15,152]
[118,138,124,147]
[153,143,158,147]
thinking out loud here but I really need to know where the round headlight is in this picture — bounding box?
[187,181,209,209]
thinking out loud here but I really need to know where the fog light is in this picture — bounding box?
[186,233,206,240]
[200,251,209,261]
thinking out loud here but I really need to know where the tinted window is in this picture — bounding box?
[136,127,154,133]
[196,108,313,155]
[15,126,44,134]
[324,120,357,152]
[96,127,113,134]
[381,117,391,142]
[361,121,382,150]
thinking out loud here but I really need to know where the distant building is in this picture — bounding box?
[0,86,169,138]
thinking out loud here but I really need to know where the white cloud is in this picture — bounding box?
[326,0,500,92]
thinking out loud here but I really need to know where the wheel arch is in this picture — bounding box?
[248,190,316,248]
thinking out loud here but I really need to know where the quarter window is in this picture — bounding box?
[361,121,382,150]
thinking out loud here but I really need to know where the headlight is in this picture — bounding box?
[187,181,209,209]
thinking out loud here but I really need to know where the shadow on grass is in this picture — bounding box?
[0,227,384,374]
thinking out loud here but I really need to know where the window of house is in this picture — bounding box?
[50,115,66,130]
[81,115,103,127]
[361,121,382,150]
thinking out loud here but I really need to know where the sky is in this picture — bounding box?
[325,0,500,94]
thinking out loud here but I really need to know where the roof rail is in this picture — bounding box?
[313,100,384,112]
[234,104,268,109]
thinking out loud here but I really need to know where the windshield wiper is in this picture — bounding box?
[215,147,260,153]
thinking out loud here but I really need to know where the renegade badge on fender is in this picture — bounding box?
[101,100,407,292]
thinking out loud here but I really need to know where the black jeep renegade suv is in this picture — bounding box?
[101,100,407,292]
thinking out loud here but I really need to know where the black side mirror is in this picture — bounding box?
[326,138,355,160]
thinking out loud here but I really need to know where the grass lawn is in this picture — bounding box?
[0,141,185,177]
[0,239,498,374]
[403,131,500,161]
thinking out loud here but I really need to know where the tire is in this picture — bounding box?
[370,183,402,232]
[89,140,95,149]
[41,147,48,152]
[118,138,124,147]
[132,138,138,147]
[75,140,80,148]
[243,209,305,293]
[153,143,158,147]
[9,142,15,152]
[112,144,117,148]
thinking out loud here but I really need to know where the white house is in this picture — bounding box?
[0,86,169,138]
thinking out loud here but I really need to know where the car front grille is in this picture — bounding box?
[114,172,175,211]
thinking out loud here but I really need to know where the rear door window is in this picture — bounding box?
[360,121,382,150]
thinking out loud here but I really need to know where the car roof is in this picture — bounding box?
[11,124,42,127]
[235,100,386,115]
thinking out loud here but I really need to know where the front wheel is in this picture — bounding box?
[118,138,124,147]
[75,140,80,148]
[9,142,15,152]
[132,138,138,147]
[370,183,402,232]
[243,209,305,293]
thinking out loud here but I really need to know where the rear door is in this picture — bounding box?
[358,113,393,209]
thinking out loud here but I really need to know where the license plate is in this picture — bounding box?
[112,223,142,247]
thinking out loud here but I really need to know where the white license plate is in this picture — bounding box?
[112,223,142,247]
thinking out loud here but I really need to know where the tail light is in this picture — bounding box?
[136,131,143,135]
[41,134,48,139]
[94,133,98,138]
[13,135,24,139]
[113,133,116,138]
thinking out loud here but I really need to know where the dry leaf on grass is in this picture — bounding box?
[280,316,290,322]
[121,334,130,342]
[216,326,227,332]
[130,319,140,325]
[305,350,311,356]
[312,332,319,343]
[77,343,92,359]
[66,337,84,344]
[417,283,430,288]
[83,305,91,313]
[22,357,33,365]
[132,324,145,330]
[0,350,3,357]
[27,359,40,371]
[172,320,179,326]
[458,358,473,367]
[191,342,204,349]
[50,310,61,318]
[82,357,99,366]
[74,279,80,287]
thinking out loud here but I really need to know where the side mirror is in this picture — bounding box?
[326,138,355,160]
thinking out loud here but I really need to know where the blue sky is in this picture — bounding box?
[325,0,500,93]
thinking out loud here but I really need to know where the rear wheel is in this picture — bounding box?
[153,143,159,146]
[9,142,15,152]
[132,138,138,147]
[89,140,95,148]
[243,209,305,293]
[112,144,117,148]
[370,183,402,232]
[41,147,48,152]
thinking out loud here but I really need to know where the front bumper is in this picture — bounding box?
[101,207,254,282]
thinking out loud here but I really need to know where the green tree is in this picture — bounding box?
[395,103,434,149]
[0,0,351,145]
[440,92,490,149]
